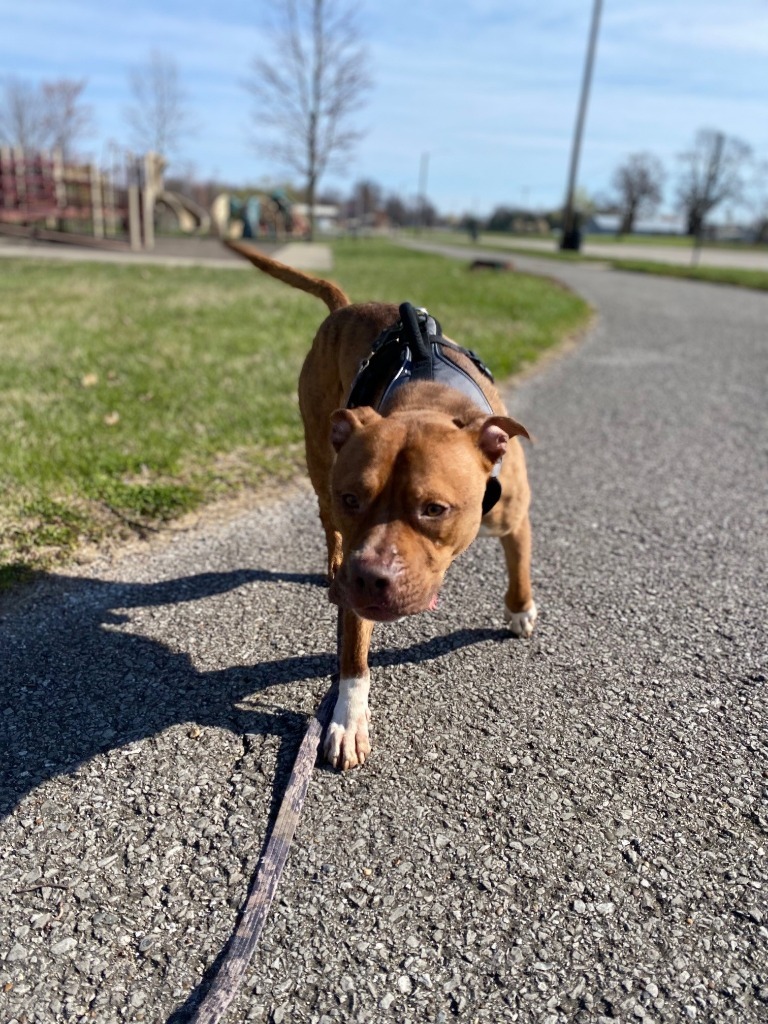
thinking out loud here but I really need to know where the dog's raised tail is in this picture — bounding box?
[224,239,350,313]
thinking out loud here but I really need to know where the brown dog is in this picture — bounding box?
[227,241,537,770]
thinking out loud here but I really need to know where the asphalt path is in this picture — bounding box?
[1,247,767,1023]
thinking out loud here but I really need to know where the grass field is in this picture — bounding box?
[608,258,768,291]
[0,238,590,585]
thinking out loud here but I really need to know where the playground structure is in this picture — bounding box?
[210,188,309,241]
[0,146,132,248]
[0,147,315,250]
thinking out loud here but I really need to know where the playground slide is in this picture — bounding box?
[156,190,211,234]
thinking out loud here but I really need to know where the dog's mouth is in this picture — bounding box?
[358,604,407,623]
[329,586,440,621]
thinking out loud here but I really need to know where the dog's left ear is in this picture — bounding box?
[475,415,530,464]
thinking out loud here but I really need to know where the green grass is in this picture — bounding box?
[0,238,590,582]
[331,239,589,378]
[609,258,768,291]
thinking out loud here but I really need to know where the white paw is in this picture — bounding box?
[504,600,538,638]
[323,674,371,771]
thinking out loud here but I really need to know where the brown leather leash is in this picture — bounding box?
[187,679,337,1023]
[183,608,344,1022]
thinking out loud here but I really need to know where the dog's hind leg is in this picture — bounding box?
[499,514,538,637]
[303,443,342,579]
[323,610,374,770]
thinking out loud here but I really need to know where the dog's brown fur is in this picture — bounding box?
[227,240,537,770]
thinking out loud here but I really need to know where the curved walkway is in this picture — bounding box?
[1,247,766,1022]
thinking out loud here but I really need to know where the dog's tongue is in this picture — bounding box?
[428,593,440,612]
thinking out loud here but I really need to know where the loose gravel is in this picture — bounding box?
[1,257,766,1023]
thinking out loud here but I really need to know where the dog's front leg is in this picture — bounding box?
[500,514,538,638]
[324,610,374,770]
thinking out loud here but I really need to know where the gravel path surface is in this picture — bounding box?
[2,252,767,1023]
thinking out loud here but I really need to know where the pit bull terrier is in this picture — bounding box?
[227,240,537,770]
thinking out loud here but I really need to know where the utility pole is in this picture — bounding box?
[416,151,430,234]
[560,0,603,251]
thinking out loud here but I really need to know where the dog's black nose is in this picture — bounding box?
[353,564,394,600]
[348,545,406,602]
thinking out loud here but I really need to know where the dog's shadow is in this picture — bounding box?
[0,567,506,819]
[1,566,511,1022]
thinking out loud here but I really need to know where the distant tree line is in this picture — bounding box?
[605,130,760,240]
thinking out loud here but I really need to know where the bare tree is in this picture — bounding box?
[245,0,372,240]
[0,76,93,158]
[0,77,47,150]
[677,128,752,238]
[124,50,192,160]
[384,192,408,227]
[744,159,768,243]
[350,177,382,222]
[41,79,93,160]
[611,152,664,235]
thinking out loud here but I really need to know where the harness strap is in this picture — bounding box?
[400,301,432,376]
[346,304,495,412]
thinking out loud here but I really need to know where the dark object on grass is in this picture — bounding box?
[469,258,514,271]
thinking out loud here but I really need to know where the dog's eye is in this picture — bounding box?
[423,502,448,518]
[342,493,360,510]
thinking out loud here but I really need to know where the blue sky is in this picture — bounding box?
[2,0,767,216]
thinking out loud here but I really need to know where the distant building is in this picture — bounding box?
[291,203,340,235]
[589,213,687,236]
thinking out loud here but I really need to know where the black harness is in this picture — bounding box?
[346,302,502,515]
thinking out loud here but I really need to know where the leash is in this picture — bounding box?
[187,616,342,1024]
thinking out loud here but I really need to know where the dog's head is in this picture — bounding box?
[327,402,528,622]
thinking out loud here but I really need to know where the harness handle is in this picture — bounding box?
[399,302,432,374]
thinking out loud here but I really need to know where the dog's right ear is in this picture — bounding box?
[330,407,381,451]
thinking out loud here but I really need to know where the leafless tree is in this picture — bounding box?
[40,79,94,160]
[349,177,382,220]
[0,77,47,150]
[611,152,665,235]
[0,76,93,158]
[245,0,372,240]
[384,192,408,227]
[677,128,752,237]
[743,159,768,243]
[124,50,192,161]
